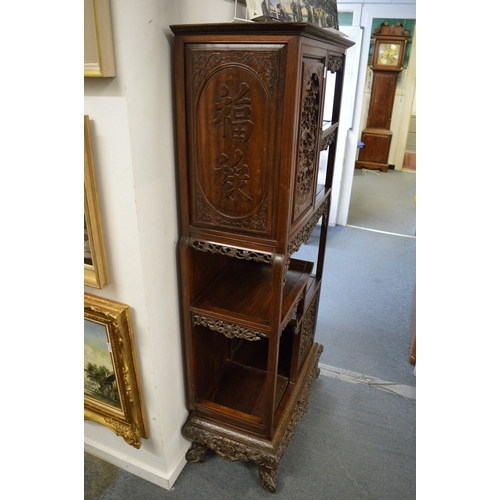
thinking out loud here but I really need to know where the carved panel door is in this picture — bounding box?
[184,43,287,239]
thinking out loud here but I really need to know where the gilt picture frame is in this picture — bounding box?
[84,293,148,448]
[84,115,110,289]
[84,0,116,77]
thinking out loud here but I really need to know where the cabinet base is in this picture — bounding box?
[182,342,323,493]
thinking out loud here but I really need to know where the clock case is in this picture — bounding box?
[356,23,410,172]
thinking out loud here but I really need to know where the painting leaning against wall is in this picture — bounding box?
[84,293,149,448]
[84,318,121,411]
[84,115,110,289]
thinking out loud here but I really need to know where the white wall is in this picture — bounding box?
[84,0,245,490]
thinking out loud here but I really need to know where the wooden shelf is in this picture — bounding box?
[191,258,313,333]
[203,361,288,421]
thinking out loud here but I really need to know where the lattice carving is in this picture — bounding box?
[193,314,267,341]
[295,66,322,220]
[189,239,273,264]
[299,295,319,361]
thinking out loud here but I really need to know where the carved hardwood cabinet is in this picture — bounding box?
[171,22,353,493]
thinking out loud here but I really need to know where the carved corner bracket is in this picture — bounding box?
[321,124,338,151]
[287,195,330,259]
[281,294,303,333]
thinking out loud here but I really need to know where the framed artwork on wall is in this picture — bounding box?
[84,293,149,448]
[84,0,116,77]
[84,115,110,289]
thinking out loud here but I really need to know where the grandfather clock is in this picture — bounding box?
[355,22,410,172]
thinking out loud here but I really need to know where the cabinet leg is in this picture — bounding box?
[259,465,278,493]
[185,442,208,463]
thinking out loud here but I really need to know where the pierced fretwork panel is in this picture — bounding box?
[293,58,325,224]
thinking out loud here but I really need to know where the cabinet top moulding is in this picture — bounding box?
[170,22,354,49]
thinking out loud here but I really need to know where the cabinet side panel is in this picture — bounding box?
[292,55,326,225]
[184,43,286,238]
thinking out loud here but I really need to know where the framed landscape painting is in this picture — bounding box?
[84,293,148,448]
[84,115,110,289]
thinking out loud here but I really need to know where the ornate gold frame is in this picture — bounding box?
[84,0,116,77]
[84,293,149,448]
[84,115,110,289]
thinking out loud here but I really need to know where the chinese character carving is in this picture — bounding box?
[214,83,254,140]
[214,149,252,202]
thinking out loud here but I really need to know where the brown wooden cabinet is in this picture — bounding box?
[171,22,353,493]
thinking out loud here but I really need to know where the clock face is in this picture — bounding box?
[376,42,401,67]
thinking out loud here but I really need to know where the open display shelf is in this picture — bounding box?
[172,21,354,493]
[191,258,313,334]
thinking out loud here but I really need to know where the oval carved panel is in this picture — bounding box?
[195,65,271,226]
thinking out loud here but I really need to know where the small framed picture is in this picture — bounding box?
[84,293,148,448]
[243,1,339,30]
[245,0,280,22]
[84,115,110,289]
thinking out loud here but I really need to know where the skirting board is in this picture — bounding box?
[84,438,190,490]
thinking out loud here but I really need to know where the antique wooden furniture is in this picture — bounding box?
[356,22,410,172]
[171,21,353,493]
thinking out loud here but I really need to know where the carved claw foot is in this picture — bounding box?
[259,465,278,493]
[185,442,208,463]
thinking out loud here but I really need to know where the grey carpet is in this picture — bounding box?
[85,375,415,499]
[296,224,416,387]
[347,169,416,236]
[85,169,416,498]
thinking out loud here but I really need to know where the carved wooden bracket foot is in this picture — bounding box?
[186,442,208,463]
[259,465,278,493]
